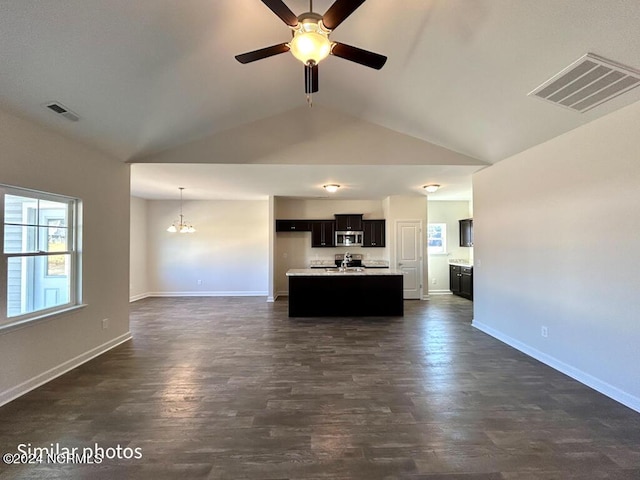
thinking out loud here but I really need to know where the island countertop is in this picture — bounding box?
[286,268,403,277]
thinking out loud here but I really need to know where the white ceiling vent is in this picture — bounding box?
[44,102,80,121]
[529,53,640,113]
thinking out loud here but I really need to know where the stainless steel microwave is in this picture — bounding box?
[335,231,363,247]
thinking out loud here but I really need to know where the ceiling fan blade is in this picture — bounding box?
[261,0,299,27]
[305,64,319,93]
[322,0,366,30]
[331,42,387,70]
[235,43,290,64]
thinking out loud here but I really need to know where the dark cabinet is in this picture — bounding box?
[449,265,461,294]
[275,220,311,232]
[459,218,473,247]
[450,264,473,300]
[311,221,335,247]
[335,214,363,231]
[362,220,385,247]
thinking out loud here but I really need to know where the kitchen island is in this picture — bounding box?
[286,268,404,317]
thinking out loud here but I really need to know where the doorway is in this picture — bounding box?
[395,220,423,299]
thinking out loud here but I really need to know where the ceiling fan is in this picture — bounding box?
[235,0,387,103]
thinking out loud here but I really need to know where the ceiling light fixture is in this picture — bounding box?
[235,0,387,107]
[323,184,340,193]
[423,184,440,193]
[289,13,331,66]
[167,187,196,233]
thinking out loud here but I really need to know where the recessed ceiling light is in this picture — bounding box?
[423,184,440,193]
[323,184,340,193]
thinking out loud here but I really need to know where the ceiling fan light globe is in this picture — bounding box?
[290,31,331,65]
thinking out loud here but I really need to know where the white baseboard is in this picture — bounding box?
[472,320,640,413]
[428,290,453,295]
[129,293,151,302]
[148,291,268,297]
[274,291,288,301]
[0,332,132,408]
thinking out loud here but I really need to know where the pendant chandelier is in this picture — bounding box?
[167,187,196,233]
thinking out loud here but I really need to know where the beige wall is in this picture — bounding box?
[0,108,130,405]
[473,100,640,412]
[145,199,269,295]
[129,196,149,301]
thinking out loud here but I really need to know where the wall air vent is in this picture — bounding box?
[528,53,640,113]
[44,102,80,122]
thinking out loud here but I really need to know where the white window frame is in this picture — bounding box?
[1,184,82,329]
[427,222,447,255]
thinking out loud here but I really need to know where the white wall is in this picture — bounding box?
[427,201,472,294]
[0,108,130,405]
[274,198,389,296]
[130,196,149,301]
[473,100,640,412]
[146,199,268,296]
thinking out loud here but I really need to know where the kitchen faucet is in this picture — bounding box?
[341,252,352,270]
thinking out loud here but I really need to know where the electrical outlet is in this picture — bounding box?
[197,279,203,285]
[541,326,548,338]
[102,318,109,330]
[431,277,437,285]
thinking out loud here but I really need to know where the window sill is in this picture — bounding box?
[0,304,88,335]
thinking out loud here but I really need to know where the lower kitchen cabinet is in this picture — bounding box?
[449,264,473,300]
[311,220,335,247]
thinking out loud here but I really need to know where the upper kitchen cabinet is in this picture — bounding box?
[459,218,473,247]
[362,220,385,247]
[311,221,335,247]
[335,214,363,231]
[275,220,312,232]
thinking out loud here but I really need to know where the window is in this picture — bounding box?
[1,185,81,327]
[427,223,447,255]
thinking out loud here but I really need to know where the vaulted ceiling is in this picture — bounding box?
[2,0,640,200]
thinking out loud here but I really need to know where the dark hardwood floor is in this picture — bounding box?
[1,296,639,479]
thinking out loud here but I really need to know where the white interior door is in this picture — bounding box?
[396,221,422,299]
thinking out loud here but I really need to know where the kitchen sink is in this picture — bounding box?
[324,267,364,272]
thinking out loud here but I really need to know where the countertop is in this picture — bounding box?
[448,259,473,267]
[287,268,403,276]
[309,260,390,268]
